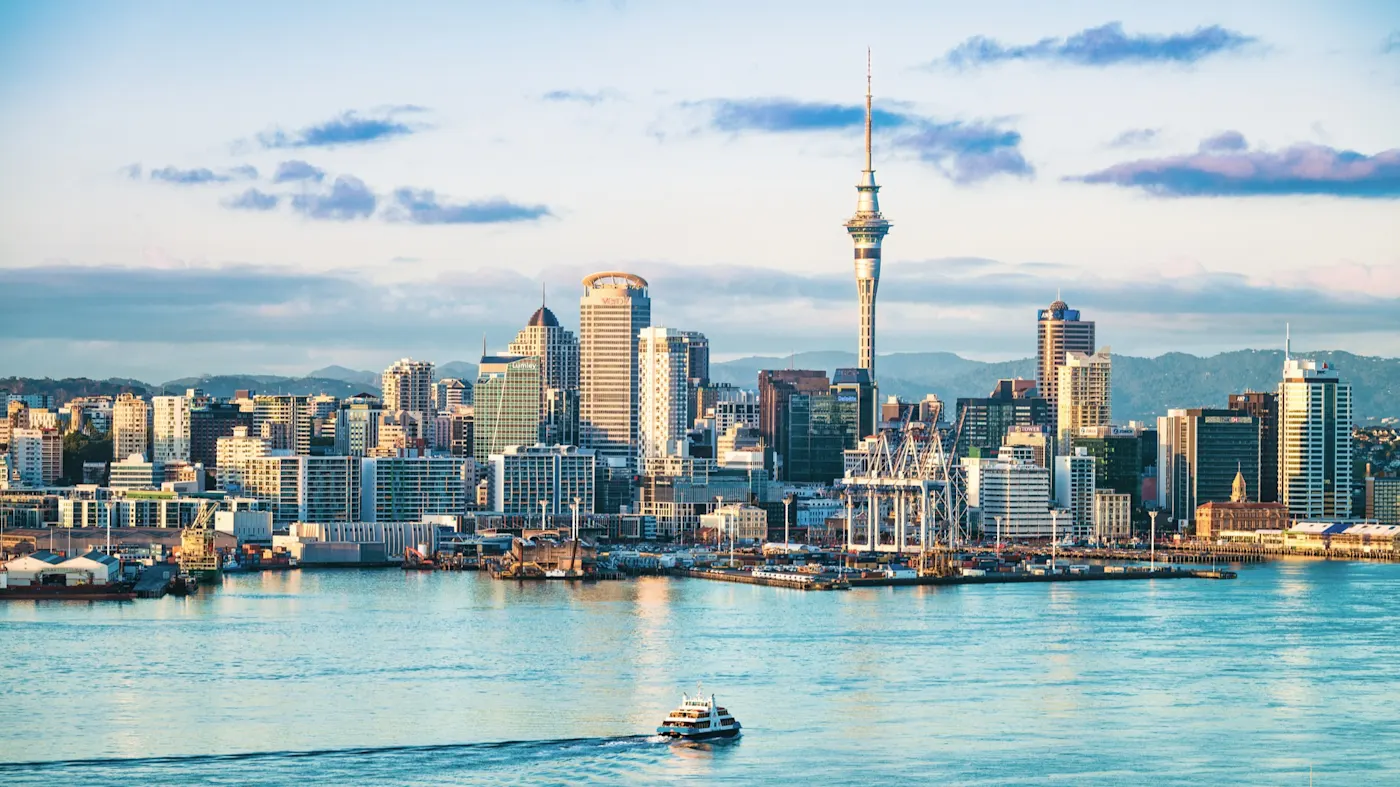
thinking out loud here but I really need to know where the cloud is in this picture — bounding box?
[1384,31,1400,54]
[1198,130,1247,152]
[385,189,553,224]
[933,22,1257,69]
[148,165,258,184]
[222,188,280,211]
[1069,136,1400,198]
[254,107,425,149]
[541,89,619,105]
[1106,128,1160,148]
[289,176,377,220]
[699,98,917,133]
[692,98,1030,183]
[119,163,142,180]
[5,260,1397,382]
[272,160,325,183]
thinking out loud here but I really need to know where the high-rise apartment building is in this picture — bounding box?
[112,393,151,461]
[360,456,476,522]
[1228,391,1279,503]
[1056,349,1112,450]
[253,395,312,455]
[333,395,383,457]
[241,455,361,529]
[432,378,472,411]
[488,444,596,516]
[578,272,651,471]
[9,427,61,486]
[845,53,891,378]
[381,358,434,414]
[1054,448,1096,539]
[638,327,694,463]
[473,354,544,464]
[1037,297,1095,434]
[1277,358,1352,519]
[152,395,192,464]
[215,425,270,491]
[1157,408,1261,525]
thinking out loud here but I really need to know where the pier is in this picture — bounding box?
[133,565,178,598]
[686,564,1234,590]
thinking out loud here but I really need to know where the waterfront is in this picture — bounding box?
[3,561,1399,785]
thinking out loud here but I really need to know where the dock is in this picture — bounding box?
[133,565,178,598]
[686,565,1234,590]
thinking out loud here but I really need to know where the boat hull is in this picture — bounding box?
[657,726,741,741]
[0,585,136,601]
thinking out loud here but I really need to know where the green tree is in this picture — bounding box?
[61,428,112,485]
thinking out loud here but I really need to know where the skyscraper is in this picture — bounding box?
[757,370,830,474]
[1277,357,1352,519]
[579,272,651,471]
[112,393,151,461]
[473,354,544,464]
[508,302,581,446]
[845,51,891,378]
[1156,408,1261,525]
[1056,349,1112,449]
[151,395,192,464]
[381,358,434,414]
[955,379,1051,458]
[637,327,693,464]
[1229,391,1279,503]
[1037,296,1096,434]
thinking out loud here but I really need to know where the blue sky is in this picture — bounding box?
[2,0,1398,382]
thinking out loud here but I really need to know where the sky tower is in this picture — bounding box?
[845,49,891,378]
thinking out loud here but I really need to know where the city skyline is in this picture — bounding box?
[2,2,1399,381]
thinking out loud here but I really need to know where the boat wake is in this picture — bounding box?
[0,735,668,786]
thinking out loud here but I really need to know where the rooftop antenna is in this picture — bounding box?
[864,47,873,174]
[1285,322,1291,362]
[481,333,487,360]
[541,282,546,309]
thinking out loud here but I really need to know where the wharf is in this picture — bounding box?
[687,565,1234,590]
[133,565,178,598]
[684,568,849,590]
[966,545,1268,565]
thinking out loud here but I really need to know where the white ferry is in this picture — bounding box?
[656,687,742,740]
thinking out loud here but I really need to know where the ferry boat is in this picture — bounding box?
[656,687,741,740]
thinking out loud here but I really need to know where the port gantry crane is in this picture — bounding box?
[179,501,221,582]
[839,413,969,575]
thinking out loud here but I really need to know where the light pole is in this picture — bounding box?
[715,495,724,556]
[1049,509,1060,573]
[569,497,580,543]
[1148,510,1158,572]
[783,495,793,549]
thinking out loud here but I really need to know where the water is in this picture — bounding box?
[2,561,1398,785]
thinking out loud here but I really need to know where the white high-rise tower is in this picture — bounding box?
[845,50,891,378]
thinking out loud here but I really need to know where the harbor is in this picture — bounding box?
[687,562,1234,590]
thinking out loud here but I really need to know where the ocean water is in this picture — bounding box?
[2,560,1397,785]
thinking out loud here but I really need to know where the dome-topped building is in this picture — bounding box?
[527,305,559,328]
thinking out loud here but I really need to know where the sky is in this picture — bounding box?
[1,0,1398,383]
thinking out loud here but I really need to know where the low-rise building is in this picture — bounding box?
[1092,491,1132,543]
[699,503,768,543]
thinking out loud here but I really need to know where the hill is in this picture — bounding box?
[712,350,1400,424]
[0,377,151,402]
[159,375,373,399]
